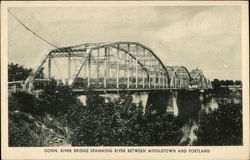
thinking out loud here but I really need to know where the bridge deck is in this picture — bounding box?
[72,88,207,94]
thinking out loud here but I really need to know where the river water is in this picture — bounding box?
[131,90,221,145]
[173,90,219,145]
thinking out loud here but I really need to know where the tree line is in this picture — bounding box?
[212,79,242,87]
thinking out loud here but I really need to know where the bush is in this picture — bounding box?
[9,83,78,116]
[194,99,242,146]
[39,84,78,116]
[9,92,38,114]
[70,93,182,146]
[9,112,45,146]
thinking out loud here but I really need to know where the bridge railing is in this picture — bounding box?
[9,79,54,93]
[32,79,53,90]
[12,78,212,93]
[73,77,167,89]
[8,81,25,93]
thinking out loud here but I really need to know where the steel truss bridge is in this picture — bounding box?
[9,42,212,93]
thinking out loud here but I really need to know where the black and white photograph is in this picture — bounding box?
[1,1,249,160]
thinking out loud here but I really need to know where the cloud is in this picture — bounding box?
[155,7,240,42]
[152,6,241,80]
[8,6,242,80]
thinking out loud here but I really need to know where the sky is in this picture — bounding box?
[8,6,242,80]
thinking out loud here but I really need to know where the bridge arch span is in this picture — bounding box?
[190,69,209,89]
[166,66,192,89]
[25,42,171,91]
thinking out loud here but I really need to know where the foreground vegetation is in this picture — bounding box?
[9,86,242,146]
[9,86,182,146]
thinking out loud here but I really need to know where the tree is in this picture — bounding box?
[212,79,231,98]
[9,92,37,114]
[194,99,242,146]
[8,62,44,81]
[225,80,234,85]
[228,80,235,85]
[9,79,77,116]
[70,92,182,146]
[220,80,226,86]
[8,63,32,81]
[212,79,221,88]
[38,81,77,116]
[235,80,242,86]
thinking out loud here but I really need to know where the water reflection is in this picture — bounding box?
[171,90,219,145]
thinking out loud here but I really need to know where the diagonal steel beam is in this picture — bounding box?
[110,45,150,80]
[24,52,50,91]
[69,49,91,87]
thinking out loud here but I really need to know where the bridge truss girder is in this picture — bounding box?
[25,42,170,91]
[190,70,213,89]
[166,66,192,89]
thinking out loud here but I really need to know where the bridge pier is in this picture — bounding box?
[166,91,179,116]
[145,91,170,115]
[176,90,201,124]
[132,93,148,113]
